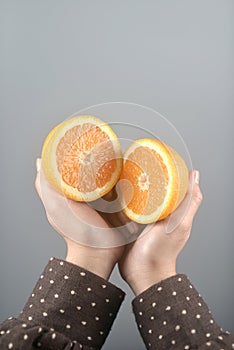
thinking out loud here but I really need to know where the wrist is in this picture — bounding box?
[65,241,116,280]
[127,265,177,296]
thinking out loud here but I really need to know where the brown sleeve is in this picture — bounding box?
[0,257,125,350]
[132,274,234,349]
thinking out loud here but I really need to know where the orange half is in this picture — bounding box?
[119,139,188,224]
[41,116,122,202]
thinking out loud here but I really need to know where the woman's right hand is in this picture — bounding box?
[34,158,126,280]
[118,170,203,295]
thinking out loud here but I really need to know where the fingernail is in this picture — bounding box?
[194,170,200,184]
[36,158,41,172]
[126,221,138,234]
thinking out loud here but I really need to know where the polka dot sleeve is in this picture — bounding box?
[132,274,234,349]
[0,257,125,350]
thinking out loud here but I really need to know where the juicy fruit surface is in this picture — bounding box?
[58,124,117,192]
[41,116,122,202]
[120,147,168,216]
[119,139,188,224]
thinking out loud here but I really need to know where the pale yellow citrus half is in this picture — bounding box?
[119,139,189,224]
[41,115,122,202]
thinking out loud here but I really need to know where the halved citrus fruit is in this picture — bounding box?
[41,116,122,202]
[118,139,189,224]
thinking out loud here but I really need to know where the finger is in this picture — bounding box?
[117,211,131,225]
[165,170,203,234]
[105,212,123,228]
[104,211,134,234]
[35,158,42,200]
[35,158,62,210]
[182,170,203,225]
[117,211,139,234]
[36,158,41,172]
[102,187,117,201]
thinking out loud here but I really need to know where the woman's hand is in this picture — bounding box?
[35,158,124,280]
[118,170,203,295]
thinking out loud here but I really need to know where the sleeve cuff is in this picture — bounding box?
[132,274,221,349]
[18,257,125,349]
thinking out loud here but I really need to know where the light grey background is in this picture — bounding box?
[0,1,233,349]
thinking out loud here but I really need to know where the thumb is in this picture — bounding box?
[165,170,203,234]
[184,170,203,224]
[35,158,42,200]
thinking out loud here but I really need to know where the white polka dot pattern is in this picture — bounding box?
[0,257,125,350]
[0,263,233,349]
[132,274,234,349]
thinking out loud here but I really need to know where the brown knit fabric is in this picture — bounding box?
[132,274,234,349]
[0,259,233,349]
[0,258,125,350]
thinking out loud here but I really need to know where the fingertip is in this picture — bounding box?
[118,211,130,225]
[188,170,200,191]
[194,170,200,184]
[125,221,139,234]
[36,158,41,172]
[191,170,203,205]
[187,171,195,194]
[34,171,42,200]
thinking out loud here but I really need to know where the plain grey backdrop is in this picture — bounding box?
[0,1,233,349]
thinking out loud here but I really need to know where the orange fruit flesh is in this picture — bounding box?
[158,144,188,221]
[57,123,117,193]
[121,147,169,216]
[41,115,122,202]
[119,139,188,224]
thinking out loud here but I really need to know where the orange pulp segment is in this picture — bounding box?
[119,139,188,224]
[41,115,122,202]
